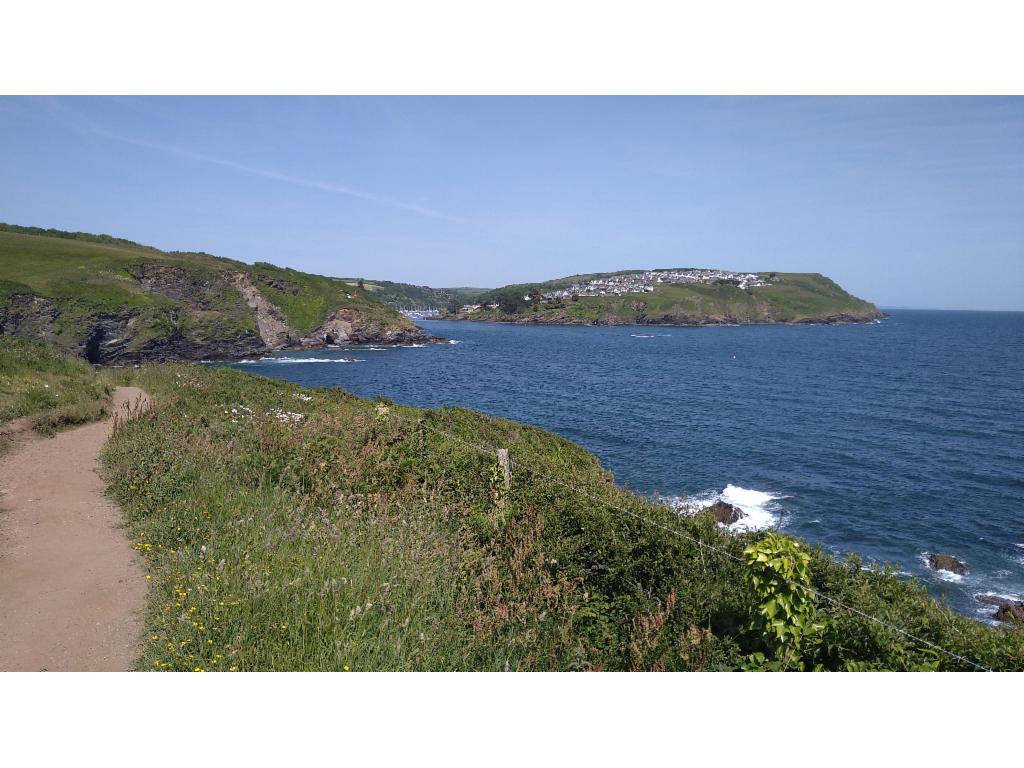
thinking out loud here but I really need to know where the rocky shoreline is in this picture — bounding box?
[442,311,887,328]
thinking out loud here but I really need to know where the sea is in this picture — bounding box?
[223,310,1024,621]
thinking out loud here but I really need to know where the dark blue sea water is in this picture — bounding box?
[224,311,1024,620]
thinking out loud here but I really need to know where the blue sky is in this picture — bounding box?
[1,96,1021,310]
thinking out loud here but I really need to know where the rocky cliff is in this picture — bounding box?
[0,225,431,364]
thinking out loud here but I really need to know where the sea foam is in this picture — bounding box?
[238,357,362,365]
[666,483,782,532]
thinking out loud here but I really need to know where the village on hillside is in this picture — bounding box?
[544,269,772,300]
[456,269,773,313]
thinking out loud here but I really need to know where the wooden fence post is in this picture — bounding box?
[496,448,511,491]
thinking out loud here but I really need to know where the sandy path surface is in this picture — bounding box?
[0,387,149,671]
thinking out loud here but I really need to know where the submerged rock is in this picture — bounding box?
[975,594,1013,608]
[928,553,969,575]
[970,593,1011,606]
[704,501,745,525]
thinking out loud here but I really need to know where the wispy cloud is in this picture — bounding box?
[84,120,457,222]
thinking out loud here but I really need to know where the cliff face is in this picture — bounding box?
[0,227,430,364]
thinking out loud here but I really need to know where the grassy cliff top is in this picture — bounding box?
[0,224,409,333]
[0,225,417,359]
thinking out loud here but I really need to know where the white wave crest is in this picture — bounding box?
[665,484,782,532]
[238,357,361,365]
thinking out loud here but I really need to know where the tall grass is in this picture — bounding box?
[0,336,112,441]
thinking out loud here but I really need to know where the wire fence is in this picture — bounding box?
[389,408,993,672]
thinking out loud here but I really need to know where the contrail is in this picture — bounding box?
[91,127,457,222]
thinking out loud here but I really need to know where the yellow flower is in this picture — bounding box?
[343,665,350,671]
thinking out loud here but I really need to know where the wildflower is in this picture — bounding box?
[343,665,350,671]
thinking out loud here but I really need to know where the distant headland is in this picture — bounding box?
[442,268,884,327]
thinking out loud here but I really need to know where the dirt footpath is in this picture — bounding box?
[0,387,150,671]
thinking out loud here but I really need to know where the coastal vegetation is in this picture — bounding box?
[102,362,1022,671]
[0,336,112,447]
[338,278,485,311]
[0,224,425,364]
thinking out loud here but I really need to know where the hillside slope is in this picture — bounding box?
[338,278,486,310]
[457,268,884,326]
[103,362,1023,671]
[0,225,429,363]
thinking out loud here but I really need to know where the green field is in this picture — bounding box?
[102,362,1022,671]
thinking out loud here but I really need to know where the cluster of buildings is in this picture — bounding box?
[539,269,772,301]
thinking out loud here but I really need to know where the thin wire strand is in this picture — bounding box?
[395,410,993,671]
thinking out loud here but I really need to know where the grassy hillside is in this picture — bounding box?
[0,224,423,362]
[339,277,486,310]
[465,270,883,325]
[0,337,112,446]
[103,363,1022,671]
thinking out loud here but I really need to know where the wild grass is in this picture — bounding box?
[0,336,113,443]
[103,364,1023,671]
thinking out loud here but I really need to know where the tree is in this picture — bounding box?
[491,288,527,314]
[357,278,365,290]
[571,292,580,302]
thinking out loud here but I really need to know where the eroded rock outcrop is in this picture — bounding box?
[227,272,295,349]
[928,553,969,575]
[0,294,60,344]
[301,307,430,347]
[704,501,746,525]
